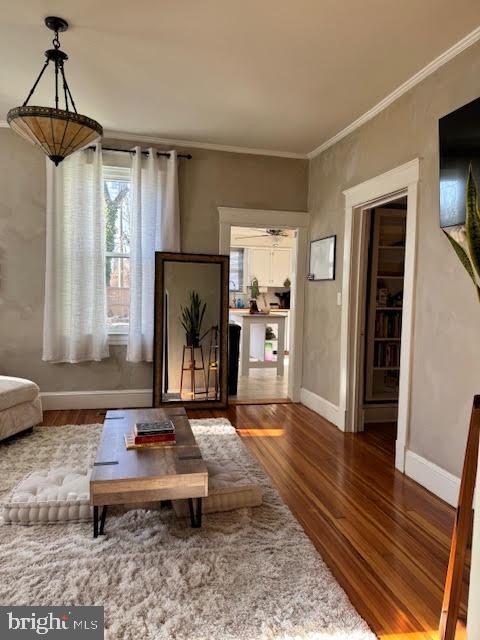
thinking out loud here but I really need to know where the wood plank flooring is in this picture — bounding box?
[39,403,465,640]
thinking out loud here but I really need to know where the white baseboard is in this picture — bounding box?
[40,389,153,410]
[300,387,345,430]
[404,449,460,507]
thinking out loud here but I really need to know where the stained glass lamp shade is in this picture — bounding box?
[7,17,102,166]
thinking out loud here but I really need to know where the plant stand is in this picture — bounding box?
[180,345,207,399]
[206,327,219,400]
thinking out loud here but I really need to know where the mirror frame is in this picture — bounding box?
[153,251,230,408]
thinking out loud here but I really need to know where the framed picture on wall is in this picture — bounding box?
[307,235,336,281]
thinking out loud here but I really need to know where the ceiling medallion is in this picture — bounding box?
[7,16,103,166]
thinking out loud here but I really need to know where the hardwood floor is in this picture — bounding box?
[362,421,397,458]
[40,403,465,640]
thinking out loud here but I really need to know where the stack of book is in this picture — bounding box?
[124,420,176,450]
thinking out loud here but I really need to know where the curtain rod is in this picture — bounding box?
[87,146,192,159]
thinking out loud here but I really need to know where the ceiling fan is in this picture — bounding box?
[235,229,289,240]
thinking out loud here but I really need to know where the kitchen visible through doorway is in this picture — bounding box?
[228,226,296,401]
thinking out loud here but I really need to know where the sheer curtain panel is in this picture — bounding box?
[42,144,108,363]
[127,147,180,362]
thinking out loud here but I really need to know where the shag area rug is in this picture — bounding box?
[0,419,374,640]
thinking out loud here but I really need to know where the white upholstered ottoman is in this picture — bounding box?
[2,467,92,525]
[173,461,263,518]
[0,376,42,441]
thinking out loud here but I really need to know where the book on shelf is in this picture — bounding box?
[374,341,400,368]
[375,312,402,339]
[124,433,176,450]
[134,420,175,437]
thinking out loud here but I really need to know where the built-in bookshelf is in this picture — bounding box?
[364,207,406,403]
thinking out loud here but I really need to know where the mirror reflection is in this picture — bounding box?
[163,261,221,402]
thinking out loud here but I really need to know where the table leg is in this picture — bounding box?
[188,497,202,528]
[99,505,108,535]
[93,506,107,538]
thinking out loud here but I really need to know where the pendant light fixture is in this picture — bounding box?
[7,17,103,166]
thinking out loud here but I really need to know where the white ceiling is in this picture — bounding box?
[1,1,480,155]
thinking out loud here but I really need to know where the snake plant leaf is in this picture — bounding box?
[444,230,480,301]
[179,290,207,336]
[465,166,480,279]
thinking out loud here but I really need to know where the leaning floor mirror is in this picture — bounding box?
[153,252,229,408]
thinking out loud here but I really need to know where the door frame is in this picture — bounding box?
[218,207,310,402]
[341,159,419,472]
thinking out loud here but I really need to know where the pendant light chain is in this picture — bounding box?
[52,30,61,50]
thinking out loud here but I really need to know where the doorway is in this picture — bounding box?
[358,197,407,457]
[218,207,309,403]
[228,226,295,401]
[340,159,419,472]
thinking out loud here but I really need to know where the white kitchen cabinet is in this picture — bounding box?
[247,247,292,287]
[270,249,292,286]
[247,248,271,286]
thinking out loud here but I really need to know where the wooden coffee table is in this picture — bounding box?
[90,407,208,537]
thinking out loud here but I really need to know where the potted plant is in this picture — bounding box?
[180,291,207,347]
[250,277,260,300]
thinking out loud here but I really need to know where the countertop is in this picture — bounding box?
[229,308,290,313]
[229,311,288,318]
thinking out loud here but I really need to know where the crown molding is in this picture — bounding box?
[4,24,480,160]
[103,130,307,159]
[307,25,480,159]
[0,120,306,158]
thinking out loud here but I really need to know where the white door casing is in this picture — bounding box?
[342,159,420,472]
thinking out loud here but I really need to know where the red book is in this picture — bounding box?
[134,433,176,445]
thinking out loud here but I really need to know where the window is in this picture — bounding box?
[229,248,244,291]
[104,166,131,334]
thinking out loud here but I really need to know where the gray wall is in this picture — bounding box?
[304,41,480,477]
[0,130,307,392]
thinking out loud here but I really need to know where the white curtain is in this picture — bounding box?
[43,144,108,363]
[127,147,180,362]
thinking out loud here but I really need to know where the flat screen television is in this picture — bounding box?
[439,97,480,228]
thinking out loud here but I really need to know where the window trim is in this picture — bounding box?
[229,247,245,292]
[104,165,131,181]
[104,164,132,339]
